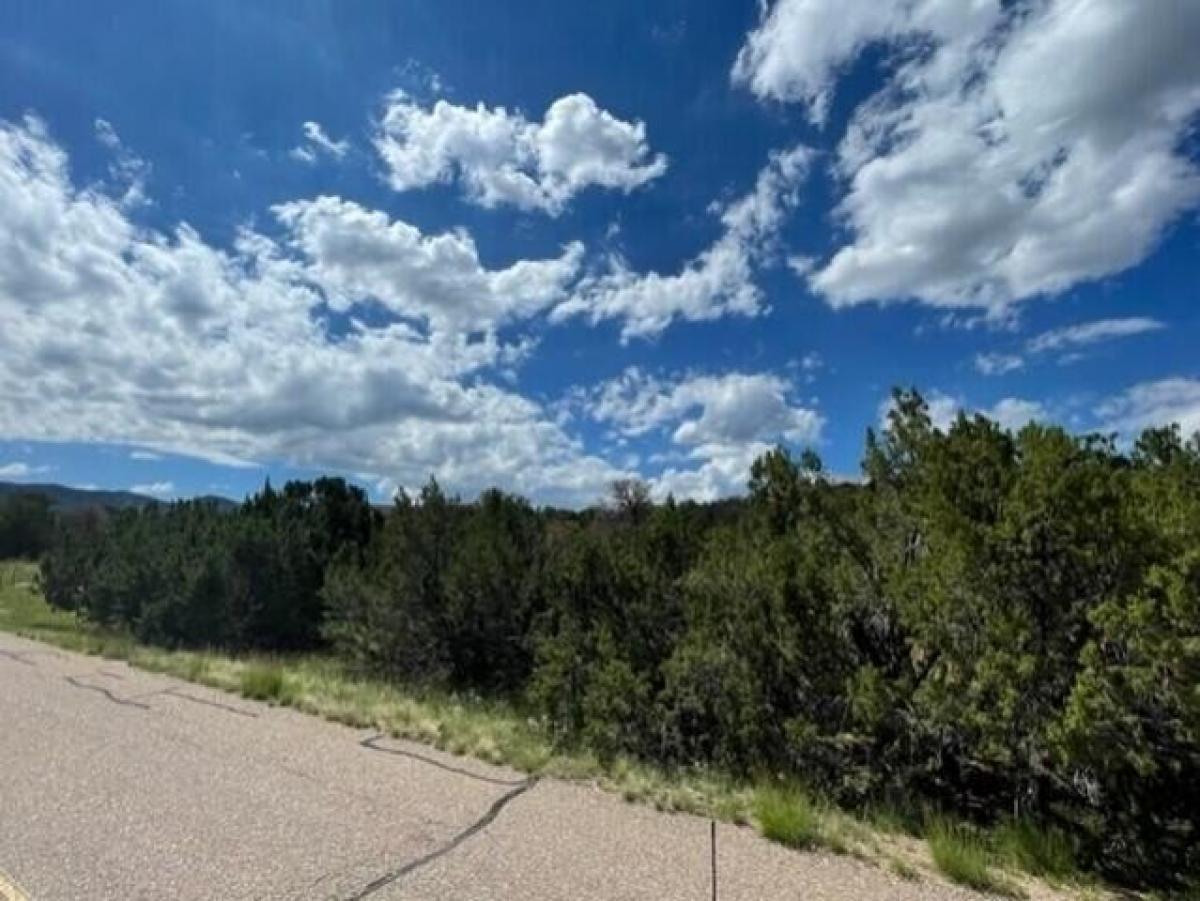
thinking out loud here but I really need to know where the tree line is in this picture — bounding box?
[27,391,1200,888]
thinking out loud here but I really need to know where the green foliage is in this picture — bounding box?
[927,820,1014,895]
[993,819,1076,880]
[40,478,378,651]
[31,394,1200,889]
[754,784,824,850]
[239,662,290,702]
[0,492,55,559]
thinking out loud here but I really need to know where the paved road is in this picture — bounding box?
[0,631,977,900]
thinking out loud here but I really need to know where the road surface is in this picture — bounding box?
[0,631,976,900]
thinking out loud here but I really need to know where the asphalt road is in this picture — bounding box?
[0,631,978,900]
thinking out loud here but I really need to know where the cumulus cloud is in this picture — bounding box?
[732,0,993,124]
[273,195,583,332]
[737,0,1200,310]
[0,115,631,506]
[290,121,350,164]
[1095,378,1200,440]
[880,389,1045,433]
[374,92,667,214]
[553,145,814,339]
[988,397,1048,432]
[574,367,823,500]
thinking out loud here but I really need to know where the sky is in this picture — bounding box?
[1,0,1198,506]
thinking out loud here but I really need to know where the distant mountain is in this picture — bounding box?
[0,482,237,512]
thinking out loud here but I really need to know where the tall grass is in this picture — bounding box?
[753,783,826,851]
[238,661,290,702]
[928,818,1019,896]
[993,819,1077,880]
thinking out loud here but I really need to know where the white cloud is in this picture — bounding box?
[974,352,1024,376]
[0,461,51,479]
[1026,316,1165,354]
[1095,378,1200,440]
[988,397,1047,432]
[732,0,994,125]
[976,316,1164,374]
[880,389,1044,433]
[129,450,162,461]
[273,195,583,332]
[374,91,667,214]
[552,145,814,339]
[93,117,150,207]
[290,121,350,164]
[0,115,632,507]
[575,367,823,500]
[131,480,174,498]
[94,118,122,151]
[739,0,1200,310]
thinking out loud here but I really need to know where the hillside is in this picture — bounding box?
[0,481,236,512]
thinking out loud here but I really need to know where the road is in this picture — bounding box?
[0,631,977,900]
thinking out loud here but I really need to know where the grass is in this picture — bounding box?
[928,818,1021,897]
[753,783,826,850]
[993,819,1077,881]
[238,661,291,702]
[0,559,1110,900]
[889,856,920,881]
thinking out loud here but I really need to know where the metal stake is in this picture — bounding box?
[711,819,718,901]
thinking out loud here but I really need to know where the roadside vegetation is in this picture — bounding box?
[3,388,1199,895]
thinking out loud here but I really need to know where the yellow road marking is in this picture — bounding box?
[0,867,31,901]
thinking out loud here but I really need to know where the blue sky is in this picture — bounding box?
[1,0,1198,505]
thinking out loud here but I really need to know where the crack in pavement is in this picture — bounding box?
[63,675,155,710]
[162,686,259,718]
[359,733,529,787]
[0,648,37,666]
[50,660,536,898]
[343,775,539,900]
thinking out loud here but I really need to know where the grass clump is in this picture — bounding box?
[753,783,825,851]
[889,857,920,881]
[928,819,1020,896]
[993,819,1077,880]
[238,662,290,702]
